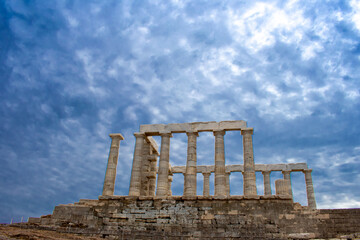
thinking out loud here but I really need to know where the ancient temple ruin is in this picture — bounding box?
[27,120,360,239]
[102,121,316,209]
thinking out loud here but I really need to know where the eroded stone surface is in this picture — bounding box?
[27,197,360,239]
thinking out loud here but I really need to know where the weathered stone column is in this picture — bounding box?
[282,170,293,198]
[184,131,199,197]
[140,141,151,196]
[225,172,231,196]
[168,175,173,196]
[202,172,211,197]
[262,171,272,196]
[214,130,226,197]
[148,154,158,196]
[241,128,257,196]
[303,169,317,209]
[275,179,289,196]
[156,132,172,197]
[129,132,145,196]
[102,133,124,196]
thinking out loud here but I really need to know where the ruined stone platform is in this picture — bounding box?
[27,196,360,239]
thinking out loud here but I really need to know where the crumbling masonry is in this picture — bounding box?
[27,121,360,239]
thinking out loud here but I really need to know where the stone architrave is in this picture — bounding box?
[214,130,226,197]
[241,128,257,196]
[225,172,231,196]
[156,132,172,197]
[102,133,124,196]
[282,170,293,198]
[262,171,272,196]
[202,172,211,197]
[129,132,145,196]
[303,169,317,209]
[184,131,199,197]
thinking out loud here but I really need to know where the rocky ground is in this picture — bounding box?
[0,224,103,240]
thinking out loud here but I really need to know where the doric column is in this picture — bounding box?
[262,171,272,196]
[147,154,158,196]
[140,141,151,196]
[303,169,317,209]
[156,132,172,197]
[275,179,289,196]
[214,130,226,197]
[282,170,293,198]
[129,132,145,196]
[202,172,211,197]
[102,133,124,196]
[184,131,199,197]
[225,172,231,196]
[168,175,173,196]
[241,128,257,196]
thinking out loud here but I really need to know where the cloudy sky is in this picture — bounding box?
[1,0,360,223]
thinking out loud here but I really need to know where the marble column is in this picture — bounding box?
[129,132,145,196]
[102,133,124,196]
[148,153,158,196]
[214,130,226,197]
[225,172,231,196]
[241,128,257,196]
[303,169,317,209]
[156,132,172,197]
[262,171,272,196]
[282,170,293,198]
[184,131,199,197]
[168,175,173,196]
[202,172,211,197]
[275,179,289,196]
[140,141,151,196]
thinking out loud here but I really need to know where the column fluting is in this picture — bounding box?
[282,170,293,198]
[128,132,145,196]
[102,133,124,196]
[202,172,211,197]
[262,171,272,196]
[241,128,257,196]
[303,169,317,209]
[184,131,199,197]
[214,130,226,197]
[156,132,172,197]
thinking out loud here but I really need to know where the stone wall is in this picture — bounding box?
[27,197,360,239]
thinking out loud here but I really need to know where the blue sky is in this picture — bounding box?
[1,0,360,223]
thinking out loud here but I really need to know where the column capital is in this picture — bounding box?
[134,132,146,138]
[202,172,211,177]
[302,169,312,173]
[109,133,124,140]
[241,128,253,135]
[225,171,231,175]
[186,131,199,137]
[262,170,271,175]
[213,130,226,136]
[159,131,173,137]
[282,170,292,175]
